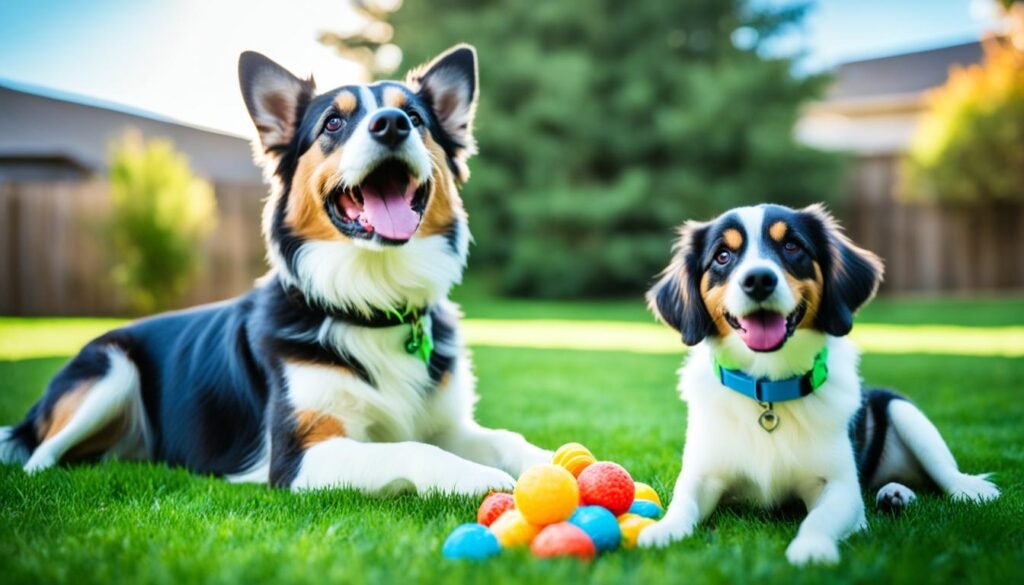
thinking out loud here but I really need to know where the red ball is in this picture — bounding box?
[530,523,596,559]
[577,462,635,516]
[477,492,516,527]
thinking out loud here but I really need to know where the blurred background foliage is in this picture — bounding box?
[319,0,405,76]
[107,132,217,314]
[906,39,1024,203]
[323,0,843,297]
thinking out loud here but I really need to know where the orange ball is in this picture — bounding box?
[489,509,541,547]
[514,464,580,526]
[552,442,596,477]
[617,513,656,549]
[530,522,596,559]
[477,492,515,527]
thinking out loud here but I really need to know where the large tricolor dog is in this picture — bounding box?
[0,45,549,493]
[637,204,999,564]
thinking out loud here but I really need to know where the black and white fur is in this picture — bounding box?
[0,45,550,493]
[638,204,999,564]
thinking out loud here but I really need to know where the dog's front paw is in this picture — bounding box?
[446,465,516,496]
[948,473,1000,503]
[23,452,57,474]
[786,535,839,566]
[515,445,554,473]
[636,518,693,549]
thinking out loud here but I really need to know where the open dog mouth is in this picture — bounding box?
[724,304,806,352]
[325,159,429,244]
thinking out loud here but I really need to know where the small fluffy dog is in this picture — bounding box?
[0,45,549,493]
[637,204,999,564]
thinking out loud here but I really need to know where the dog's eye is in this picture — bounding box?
[324,116,344,133]
[407,110,423,127]
[715,249,733,265]
[783,241,801,255]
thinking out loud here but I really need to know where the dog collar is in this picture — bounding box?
[284,287,433,362]
[713,347,829,403]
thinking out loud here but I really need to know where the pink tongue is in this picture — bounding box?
[359,178,420,240]
[738,312,788,351]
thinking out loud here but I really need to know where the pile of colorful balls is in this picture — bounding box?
[442,443,664,560]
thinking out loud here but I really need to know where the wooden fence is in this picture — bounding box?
[0,180,267,316]
[1,164,1022,316]
[842,155,1024,294]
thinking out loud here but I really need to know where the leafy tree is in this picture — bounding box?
[906,41,1024,203]
[318,0,404,75]
[107,132,217,313]
[326,0,840,296]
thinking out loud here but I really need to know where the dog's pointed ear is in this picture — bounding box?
[647,221,715,346]
[238,51,315,155]
[803,204,884,336]
[406,44,478,179]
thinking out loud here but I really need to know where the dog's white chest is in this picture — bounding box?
[692,403,833,504]
[680,338,864,507]
[285,321,437,442]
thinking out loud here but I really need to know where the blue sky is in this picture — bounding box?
[754,0,1000,69]
[0,0,1002,137]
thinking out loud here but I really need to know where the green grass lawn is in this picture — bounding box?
[1,296,1023,584]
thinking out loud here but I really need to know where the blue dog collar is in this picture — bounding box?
[713,348,829,403]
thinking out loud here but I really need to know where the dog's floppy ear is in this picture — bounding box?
[238,51,315,155]
[803,204,884,336]
[647,221,715,346]
[406,44,478,180]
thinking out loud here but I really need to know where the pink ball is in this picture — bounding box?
[577,462,635,516]
[530,522,596,559]
[477,492,515,527]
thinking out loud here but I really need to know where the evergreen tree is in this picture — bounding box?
[327,0,841,296]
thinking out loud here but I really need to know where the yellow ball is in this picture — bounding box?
[618,513,656,549]
[489,509,541,547]
[514,464,580,526]
[552,442,596,477]
[633,482,663,508]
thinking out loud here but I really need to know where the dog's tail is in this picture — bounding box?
[0,424,33,466]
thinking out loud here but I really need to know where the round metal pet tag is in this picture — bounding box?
[758,409,779,432]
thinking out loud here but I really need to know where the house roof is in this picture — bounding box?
[797,40,989,156]
[0,79,263,184]
[825,40,984,102]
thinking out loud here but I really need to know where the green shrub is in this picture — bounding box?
[107,132,217,313]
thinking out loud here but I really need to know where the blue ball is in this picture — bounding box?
[568,505,621,552]
[629,499,663,519]
[442,523,501,560]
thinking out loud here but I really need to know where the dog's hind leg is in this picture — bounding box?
[24,346,147,473]
[886,399,999,503]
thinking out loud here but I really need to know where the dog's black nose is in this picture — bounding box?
[367,108,412,149]
[741,268,777,301]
